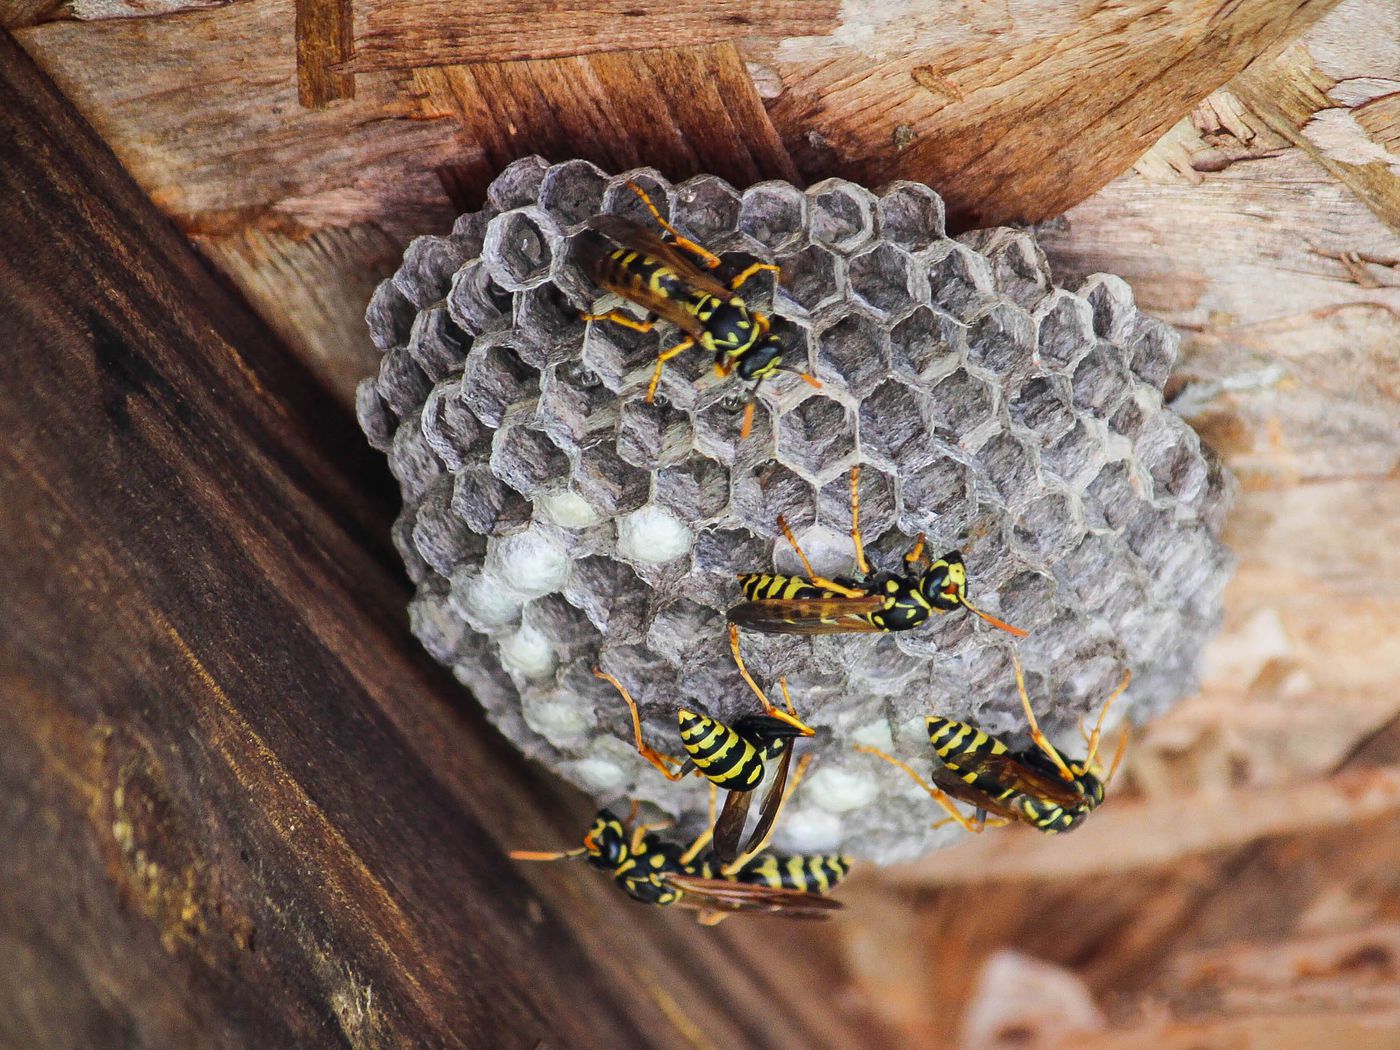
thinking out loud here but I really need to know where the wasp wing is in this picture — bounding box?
[727,595,888,635]
[585,214,737,303]
[739,739,792,861]
[711,787,754,868]
[574,229,708,340]
[945,749,1086,809]
[664,874,841,919]
[927,767,1028,824]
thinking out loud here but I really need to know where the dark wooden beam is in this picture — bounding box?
[0,31,876,1049]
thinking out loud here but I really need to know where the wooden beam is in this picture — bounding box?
[0,31,877,1049]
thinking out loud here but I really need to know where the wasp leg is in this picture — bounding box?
[903,532,930,574]
[625,181,723,269]
[593,667,686,781]
[776,515,867,598]
[679,785,719,866]
[646,336,696,403]
[1078,669,1133,777]
[854,745,986,833]
[1104,725,1131,786]
[728,624,814,735]
[849,465,870,576]
[728,261,782,292]
[1010,650,1078,783]
[630,819,674,856]
[582,309,657,333]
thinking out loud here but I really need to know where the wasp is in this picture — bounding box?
[594,624,813,871]
[728,465,1027,637]
[509,806,848,923]
[577,181,819,438]
[855,649,1131,833]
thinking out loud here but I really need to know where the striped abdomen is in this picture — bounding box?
[732,854,852,894]
[738,573,830,603]
[678,710,765,791]
[593,247,690,303]
[926,715,1020,807]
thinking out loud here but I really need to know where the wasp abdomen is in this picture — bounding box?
[735,854,852,894]
[678,710,765,790]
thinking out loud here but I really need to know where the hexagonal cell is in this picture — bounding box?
[817,463,895,544]
[1108,386,1159,445]
[691,525,767,576]
[1041,419,1106,490]
[858,378,930,465]
[601,169,674,223]
[486,527,570,601]
[1012,490,1085,562]
[646,598,725,665]
[391,507,431,585]
[450,207,495,258]
[407,306,469,382]
[375,346,433,418]
[692,393,773,464]
[1071,340,1133,417]
[1034,289,1096,373]
[515,282,587,362]
[739,181,807,253]
[775,243,845,317]
[393,234,472,309]
[563,554,650,638]
[1085,460,1144,530]
[973,431,1041,505]
[965,303,1036,381]
[672,174,743,246]
[356,377,396,452]
[366,277,416,351]
[961,228,1051,310]
[483,208,563,292]
[1147,524,1217,607]
[616,397,694,470]
[925,240,995,320]
[387,412,442,503]
[522,594,602,665]
[537,159,609,228]
[1123,501,1178,564]
[815,312,889,398]
[412,476,484,577]
[847,243,925,320]
[1079,273,1137,341]
[776,394,857,480]
[876,181,946,251]
[1127,315,1180,389]
[993,569,1059,635]
[571,435,650,516]
[807,178,876,253]
[487,155,549,212]
[928,368,999,445]
[1139,418,1207,502]
[890,306,960,384]
[579,310,660,392]
[491,421,569,497]
[448,565,523,633]
[898,456,976,538]
[447,259,513,337]
[535,361,612,453]
[409,582,470,665]
[421,379,482,472]
[653,455,730,521]
[1053,531,1135,611]
[451,462,532,536]
[730,461,816,534]
[461,334,540,428]
[1007,375,1075,444]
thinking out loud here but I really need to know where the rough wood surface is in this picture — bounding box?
[0,34,883,1050]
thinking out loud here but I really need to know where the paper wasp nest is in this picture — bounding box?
[358,157,1233,864]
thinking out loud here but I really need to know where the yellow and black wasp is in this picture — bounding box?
[509,806,849,923]
[728,465,1028,637]
[594,624,813,871]
[855,650,1131,833]
[577,181,819,437]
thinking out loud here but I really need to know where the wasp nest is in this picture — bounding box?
[358,157,1233,864]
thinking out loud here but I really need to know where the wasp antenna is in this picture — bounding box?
[1104,725,1131,786]
[509,848,589,862]
[962,597,1028,638]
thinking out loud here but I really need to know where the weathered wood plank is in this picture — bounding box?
[0,32,881,1050]
[349,0,838,73]
[296,0,354,107]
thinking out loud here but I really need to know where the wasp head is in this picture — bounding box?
[582,810,630,869]
[734,333,785,381]
[918,550,967,612]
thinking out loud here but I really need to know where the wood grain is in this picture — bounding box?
[415,43,801,209]
[296,0,354,107]
[0,33,884,1050]
[755,0,1345,229]
[349,0,838,73]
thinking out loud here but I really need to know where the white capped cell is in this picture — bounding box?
[805,766,881,814]
[534,489,603,528]
[500,624,557,679]
[487,529,569,599]
[616,505,693,564]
